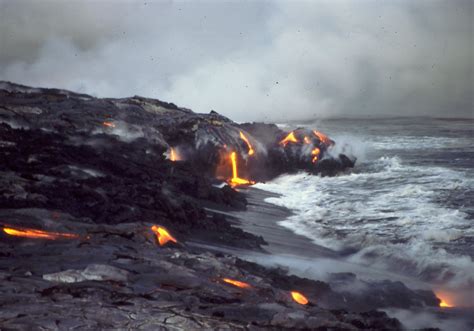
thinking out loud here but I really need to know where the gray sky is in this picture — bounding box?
[0,0,472,121]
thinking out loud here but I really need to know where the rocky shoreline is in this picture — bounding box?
[0,81,442,330]
[0,208,405,330]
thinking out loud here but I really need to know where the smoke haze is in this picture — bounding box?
[0,0,472,121]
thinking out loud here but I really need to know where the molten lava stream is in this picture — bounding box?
[291,291,309,305]
[167,147,182,161]
[280,131,298,147]
[239,131,255,156]
[2,226,79,240]
[229,152,254,186]
[313,130,331,145]
[170,148,177,161]
[151,225,177,246]
[439,300,453,308]
[222,278,251,289]
[102,121,116,128]
[436,291,455,308]
[311,147,320,163]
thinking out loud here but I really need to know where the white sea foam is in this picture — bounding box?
[254,153,474,287]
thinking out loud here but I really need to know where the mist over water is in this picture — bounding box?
[255,118,474,307]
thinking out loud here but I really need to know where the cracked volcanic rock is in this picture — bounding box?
[43,264,130,283]
[0,216,403,330]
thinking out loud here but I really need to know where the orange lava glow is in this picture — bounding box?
[239,131,255,156]
[229,152,255,186]
[3,226,79,240]
[151,225,177,246]
[170,148,177,161]
[222,278,251,289]
[311,147,321,163]
[291,291,309,305]
[102,121,116,128]
[304,136,311,144]
[280,131,298,146]
[439,300,453,308]
[168,147,182,161]
[436,292,455,308]
[313,130,331,145]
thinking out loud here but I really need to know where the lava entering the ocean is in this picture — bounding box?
[229,152,255,187]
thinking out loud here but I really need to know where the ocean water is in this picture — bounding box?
[255,118,473,302]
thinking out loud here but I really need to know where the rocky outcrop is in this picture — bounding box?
[0,81,354,182]
[0,82,438,330]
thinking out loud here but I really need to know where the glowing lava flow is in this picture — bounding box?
[170,148,177,161]
[151,225,177,246]
[239,131,255,156]
[166,147,182,161]
[102,121,116,128]
[311,147,321,163]
[439,300,453,308]
[436,292,455,308]
[169,148,180,161]
[304,136,311,144]
[280,131,298,146]
[291,291,309,305]
[3,226,79,240]
[222,278,251,289]
[229,152,254,186]
[313,130,331,145]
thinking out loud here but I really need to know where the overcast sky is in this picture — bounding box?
[0,0,472,121]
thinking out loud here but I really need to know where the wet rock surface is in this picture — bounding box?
[0,82,439,330]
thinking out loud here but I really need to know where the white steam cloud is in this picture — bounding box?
[0,0,472,121]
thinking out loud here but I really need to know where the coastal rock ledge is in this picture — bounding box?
[0,82,438,330]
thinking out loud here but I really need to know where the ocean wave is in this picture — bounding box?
[254,156,474,286]
[370,136,473,150]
